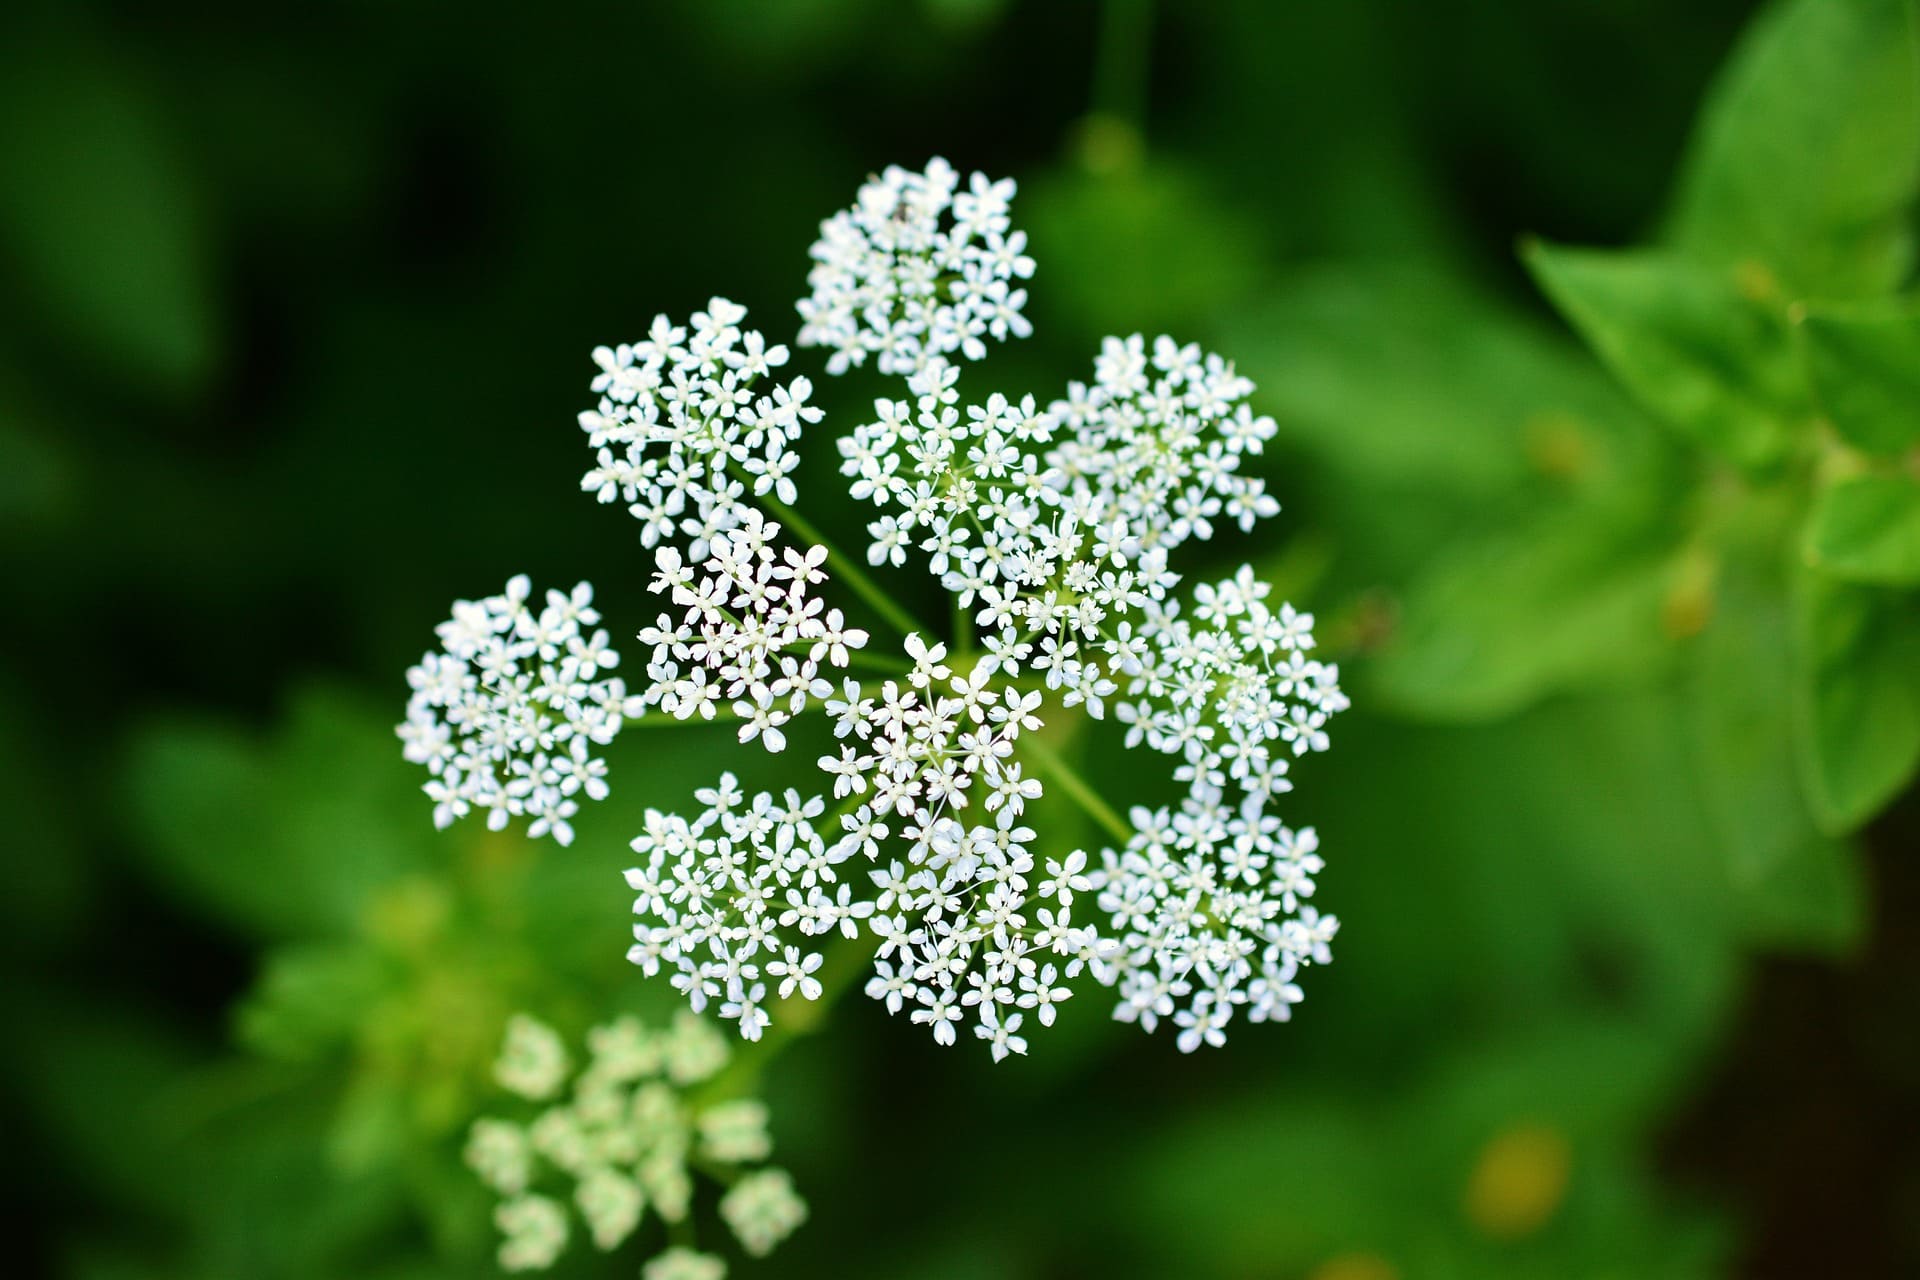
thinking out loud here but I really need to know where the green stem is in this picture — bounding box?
[830,648,916,679]
[754,490,922,639]
[690,932,871,1105]
[952,593,975,658]
[1020,731,1133,845]
[1092,0,1154,131]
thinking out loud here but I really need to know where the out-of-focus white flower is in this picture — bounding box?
[720,1168,809,1258]
[466,1012,803,1275]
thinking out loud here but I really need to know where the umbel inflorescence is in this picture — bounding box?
[401,158,1346,1068]
[468,1013,805,1277]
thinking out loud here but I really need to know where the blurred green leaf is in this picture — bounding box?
[0,40,218,396]
[1798,299,1920,453]
[1372,510,1677,720]
[1231,264,1688,629]
[1121,1014,1729,1278]
[1803,472,1920,584]
[1025,164,1269,340]
[237,942,394,1062]
[1729,822,1867,952]
[1791,569,1920,832]
[1525,242,1807,470]
[123,683,433,940]
[1683,566,1862,950]
[1239,266,1651,503]
[168,1066,408,1278]
[1664,0,1920,298]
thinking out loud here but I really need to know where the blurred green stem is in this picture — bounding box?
[1093,0,1154,132]
[754,489,922,639]
[691,932,871,1105]
[952,593,974,658]
[1021,731,1133,844]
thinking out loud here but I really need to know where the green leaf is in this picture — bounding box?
[1237,266,1664,504]
[236,943,395,1063]
[1683,567,1863,952]
[1228,265,1688,616]
[1798,299,1920,454]
[1525,242,1808,470]
[1803,472,1920,584]
[1123,1016,1731,1277]
[0,40,218,396]
[1792,569,1920,831]
[1372,511,1678,721]
[1732,830,1867,953]
[1024,164,1268,338]
[1665,0,1920,298]
[122,684,434,940]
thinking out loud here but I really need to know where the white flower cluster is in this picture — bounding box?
[637,510,869,753]
[612,163,1345,1059]
[837,335,1280,717]
[466,1012,805,1277]
[627,636,1095,1056]
[1089,570,1349,1049]
[580,297,823,558]
[798,157,1033,376]
[397,577,636,846]
[405,156,1349,1075]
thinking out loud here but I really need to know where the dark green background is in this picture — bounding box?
[5,1,1917,1277]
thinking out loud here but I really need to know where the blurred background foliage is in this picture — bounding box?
[4,0,1919,1276]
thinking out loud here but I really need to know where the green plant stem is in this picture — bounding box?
[1020,732,1134,845]
[835,649,916,679]
[952,593,974,658]
[754,490,922,639]
[1093,0,1154,131]
[690,933,871,1106]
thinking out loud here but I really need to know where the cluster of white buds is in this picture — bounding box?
[580,297,823,558]
[797,157,1034,375]
[637,509,869,752]
[398,577,637,846]
[466,1013,805,1277]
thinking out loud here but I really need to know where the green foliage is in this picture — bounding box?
[1799,299,1920,453]
[1024,162,1269,340]
[1804,472,1920,584]
[1664,0,1920,298]
[0,38,217,399]
[123,685,435,941]
[1792,571,1920,832]
[1507,0,1920,840]
[1523,244,1807,470]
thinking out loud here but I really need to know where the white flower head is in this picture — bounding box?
[398,577,638,846]
[580,298,822,559]
[411,158,1349,1075]
[468,1012,802,1275]
[720,1168,808,1258]
[799,158,1033,376]
[635,509,869,751]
